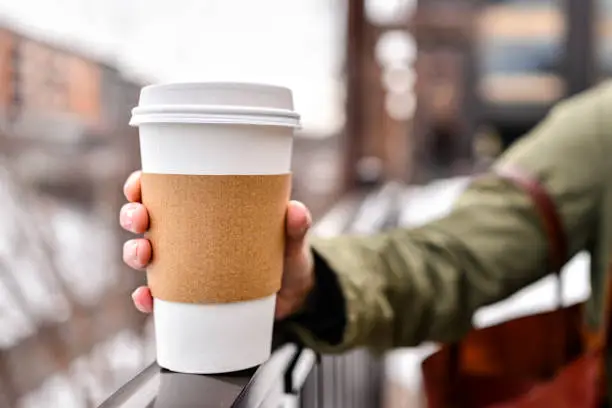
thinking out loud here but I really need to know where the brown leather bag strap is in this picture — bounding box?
[445,166,572,406]
[494,165,568,275]
[447,166,571,405]
[494,165,570,373]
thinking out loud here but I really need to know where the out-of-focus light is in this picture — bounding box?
[385,90,416,121]
[365,0,417,26]
[382,65,416,94]
[375,30,417,67]
[357,156,383,183]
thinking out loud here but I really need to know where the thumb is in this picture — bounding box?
[285,200,311,258]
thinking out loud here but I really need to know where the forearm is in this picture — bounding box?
[288,84,609,353]
[289,175,551,353]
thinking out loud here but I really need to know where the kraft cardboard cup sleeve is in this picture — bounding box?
[129,82,300,374]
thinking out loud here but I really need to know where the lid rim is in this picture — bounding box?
[129,112,301,129]
[132,104,300,119]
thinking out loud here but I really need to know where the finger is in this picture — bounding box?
[285,201,311,258]
[119,202,149,234]
[275,296,294,320]
[286,200,311,240]
[132,286,153,313]
[123,239,152,270]
[123,170,142,203]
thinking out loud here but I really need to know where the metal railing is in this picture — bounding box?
[99,182,406,408]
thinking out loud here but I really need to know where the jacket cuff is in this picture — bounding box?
[285,246,346,347]
[286,236,393,354]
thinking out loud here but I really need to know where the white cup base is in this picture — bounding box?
[154,295,276,374]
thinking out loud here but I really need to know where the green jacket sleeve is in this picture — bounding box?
[288,84,611,354]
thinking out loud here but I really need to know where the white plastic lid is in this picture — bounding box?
[130,82,301,128]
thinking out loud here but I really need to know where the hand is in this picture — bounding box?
[120,170,315,320]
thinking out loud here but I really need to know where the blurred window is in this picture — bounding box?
[477,0,565,104]
[480,38,561,75]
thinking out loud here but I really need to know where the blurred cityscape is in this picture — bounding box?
[0,0,611,406]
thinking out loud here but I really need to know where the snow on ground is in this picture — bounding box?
[0,161,153,407]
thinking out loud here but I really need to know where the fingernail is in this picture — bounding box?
[124,204,137,230]
[131,289,147,313]
[300,215,312,235]
[131,241,139,263]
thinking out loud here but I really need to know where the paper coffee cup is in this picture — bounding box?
[129,82,300,374]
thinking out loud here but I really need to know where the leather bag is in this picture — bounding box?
[421,166,610,408]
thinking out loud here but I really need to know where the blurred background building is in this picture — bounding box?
[0,0,610,406]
